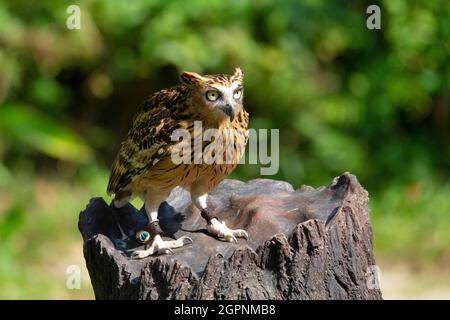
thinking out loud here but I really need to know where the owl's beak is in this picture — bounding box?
[222,104,235,122]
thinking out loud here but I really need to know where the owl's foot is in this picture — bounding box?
[131,234,193,259]
[201,209,249,243]
[131,221,192,259]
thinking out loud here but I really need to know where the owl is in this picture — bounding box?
[107,68,249,258]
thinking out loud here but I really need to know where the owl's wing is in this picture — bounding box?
[107,102,181,196]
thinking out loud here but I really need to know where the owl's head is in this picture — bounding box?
[180,68,244,123]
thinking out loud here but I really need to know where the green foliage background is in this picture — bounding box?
[0,0,448,298]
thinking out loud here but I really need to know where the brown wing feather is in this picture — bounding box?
[107,87,187,195]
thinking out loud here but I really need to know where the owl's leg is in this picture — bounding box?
[131,195,192,259]
[193,193,249,243]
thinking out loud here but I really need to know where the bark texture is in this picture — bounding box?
[79,172,382,300]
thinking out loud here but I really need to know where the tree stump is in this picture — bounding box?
[78,172,382,300]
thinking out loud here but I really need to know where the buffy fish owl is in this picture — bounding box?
[107,68,249,258]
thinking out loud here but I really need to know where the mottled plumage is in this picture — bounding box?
[107,87,188,195]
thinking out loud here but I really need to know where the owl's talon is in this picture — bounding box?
[164,248,175,255]
[234,229,249,240]
[179,236,193,245]
[207,218,248,243]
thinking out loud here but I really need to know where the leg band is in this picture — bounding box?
[144,220,163,236]
[136,221,163,245]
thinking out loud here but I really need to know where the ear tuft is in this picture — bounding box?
[180,71,206,86]
[232,67,244,82]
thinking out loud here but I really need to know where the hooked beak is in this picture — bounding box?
[221,104,235,121]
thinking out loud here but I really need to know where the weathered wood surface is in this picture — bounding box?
[78,172,382,300]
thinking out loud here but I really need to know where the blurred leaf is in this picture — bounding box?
[0,205,25,240]
[0,162,13,186]
[0,104,93,163]
[29,78,70,112]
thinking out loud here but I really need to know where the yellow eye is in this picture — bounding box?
[206,90,220,101]
[233,89,242,100]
